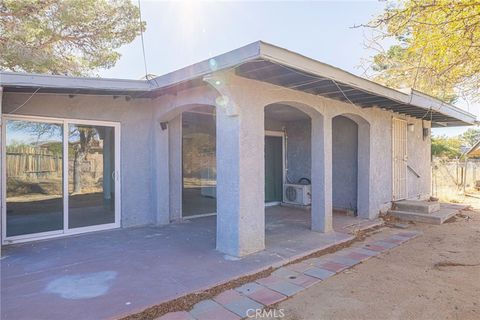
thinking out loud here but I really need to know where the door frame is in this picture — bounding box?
[1,114,121,244]
[265,130,285,204]
[392,117,408,201]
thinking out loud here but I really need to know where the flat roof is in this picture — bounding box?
[0,41,476,126]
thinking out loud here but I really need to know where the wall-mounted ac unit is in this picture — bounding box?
[283,184,311,206]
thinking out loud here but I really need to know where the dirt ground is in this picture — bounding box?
[265,203,480,320]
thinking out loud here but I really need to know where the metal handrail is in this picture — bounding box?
[407,165,421,178]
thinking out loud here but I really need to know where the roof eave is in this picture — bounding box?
[408,89,476,125]
[149,41,262,91]
[0,71,152,92]
[258,41,476,126]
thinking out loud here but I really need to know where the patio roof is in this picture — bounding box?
[466,140,480,157]
[0,41,476,127]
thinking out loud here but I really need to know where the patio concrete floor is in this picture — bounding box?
[1,206,375,320]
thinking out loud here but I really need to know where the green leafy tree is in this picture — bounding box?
[459,128,480,148]
[362,0,480,103]
[0,0,145,76]
[431,135,463,159]
[2,1,145,193]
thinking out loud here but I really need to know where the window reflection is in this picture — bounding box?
[182,107,216,216]
[68,124,115,228]
[6,120,63,236]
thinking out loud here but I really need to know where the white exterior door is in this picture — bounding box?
[392,118,408,200]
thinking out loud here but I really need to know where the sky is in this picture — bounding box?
[98,0,478,137]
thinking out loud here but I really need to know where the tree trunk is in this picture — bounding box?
[73,151,85,194]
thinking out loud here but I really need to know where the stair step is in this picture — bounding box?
[393,200,440,214]
[388,204,466,225]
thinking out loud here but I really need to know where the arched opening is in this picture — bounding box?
[332,114,370,218]
[181,105,217,217]
[265,103,312,203]
[263,102,329,234]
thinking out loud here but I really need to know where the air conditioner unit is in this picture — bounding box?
[283,184,311,206]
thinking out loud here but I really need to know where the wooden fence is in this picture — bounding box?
[6,146,62,179]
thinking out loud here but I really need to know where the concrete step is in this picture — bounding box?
[392,200,440,214]
[388,203,467,225]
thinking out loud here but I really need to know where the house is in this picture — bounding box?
[0,41,476,257]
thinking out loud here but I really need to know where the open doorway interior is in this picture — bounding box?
[181,106,216,217]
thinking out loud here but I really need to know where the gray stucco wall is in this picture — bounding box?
[332,116,358,211]
[2,93,156,227]
[285,120,311,184]
[264,117,312,184]
[1,75,434,238]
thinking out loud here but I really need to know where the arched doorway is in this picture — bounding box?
[332,114,370,218]
[263,102,330,232]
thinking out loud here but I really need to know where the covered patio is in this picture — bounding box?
[0,207,378,320]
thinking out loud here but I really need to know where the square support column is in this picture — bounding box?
[168,115,182,221]
[154,114,183,225]
[216,105,265,257]
[154,119,170,225]
[0,87,3,255]
[311,115,333,232]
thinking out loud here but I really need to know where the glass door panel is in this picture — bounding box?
[182,110,216,216]
[5,119,64,237]
[68,124,115,229]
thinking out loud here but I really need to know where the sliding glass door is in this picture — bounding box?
[68,124,116,229]
[5,119,64,237]
[2,116,120,243]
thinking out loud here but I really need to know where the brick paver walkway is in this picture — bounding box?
[157,231,420,320]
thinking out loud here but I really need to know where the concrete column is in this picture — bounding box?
[311,114,333,232]
[0,86,3,255]
[168,115,182,221]
[216,103,265,257]
[357,122,372,218]
[154,119,170,225]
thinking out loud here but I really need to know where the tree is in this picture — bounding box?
[70,127,98,194]
[361,0,480,103]
[1,1,144,193]
[0,0,145,76]
[431,135,463,159]
[459,128,480,147]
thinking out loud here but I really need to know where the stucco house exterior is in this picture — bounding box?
[0,41,476,257]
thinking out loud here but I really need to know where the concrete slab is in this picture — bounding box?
[285,273,320,288]
[303,267,335,280]
[332,213,384,234]
[215,293,263,318]
[325,255,360,267]
[236,281,288,305]
[315,261,349,273]
[257,279,304,297]
[190,300,240,320]
[393,200,440,213]
[0,207,354,320]
[284,261,313,273]
[389,203,467,224]
[156,311,196,320]
[247,286,287,305]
